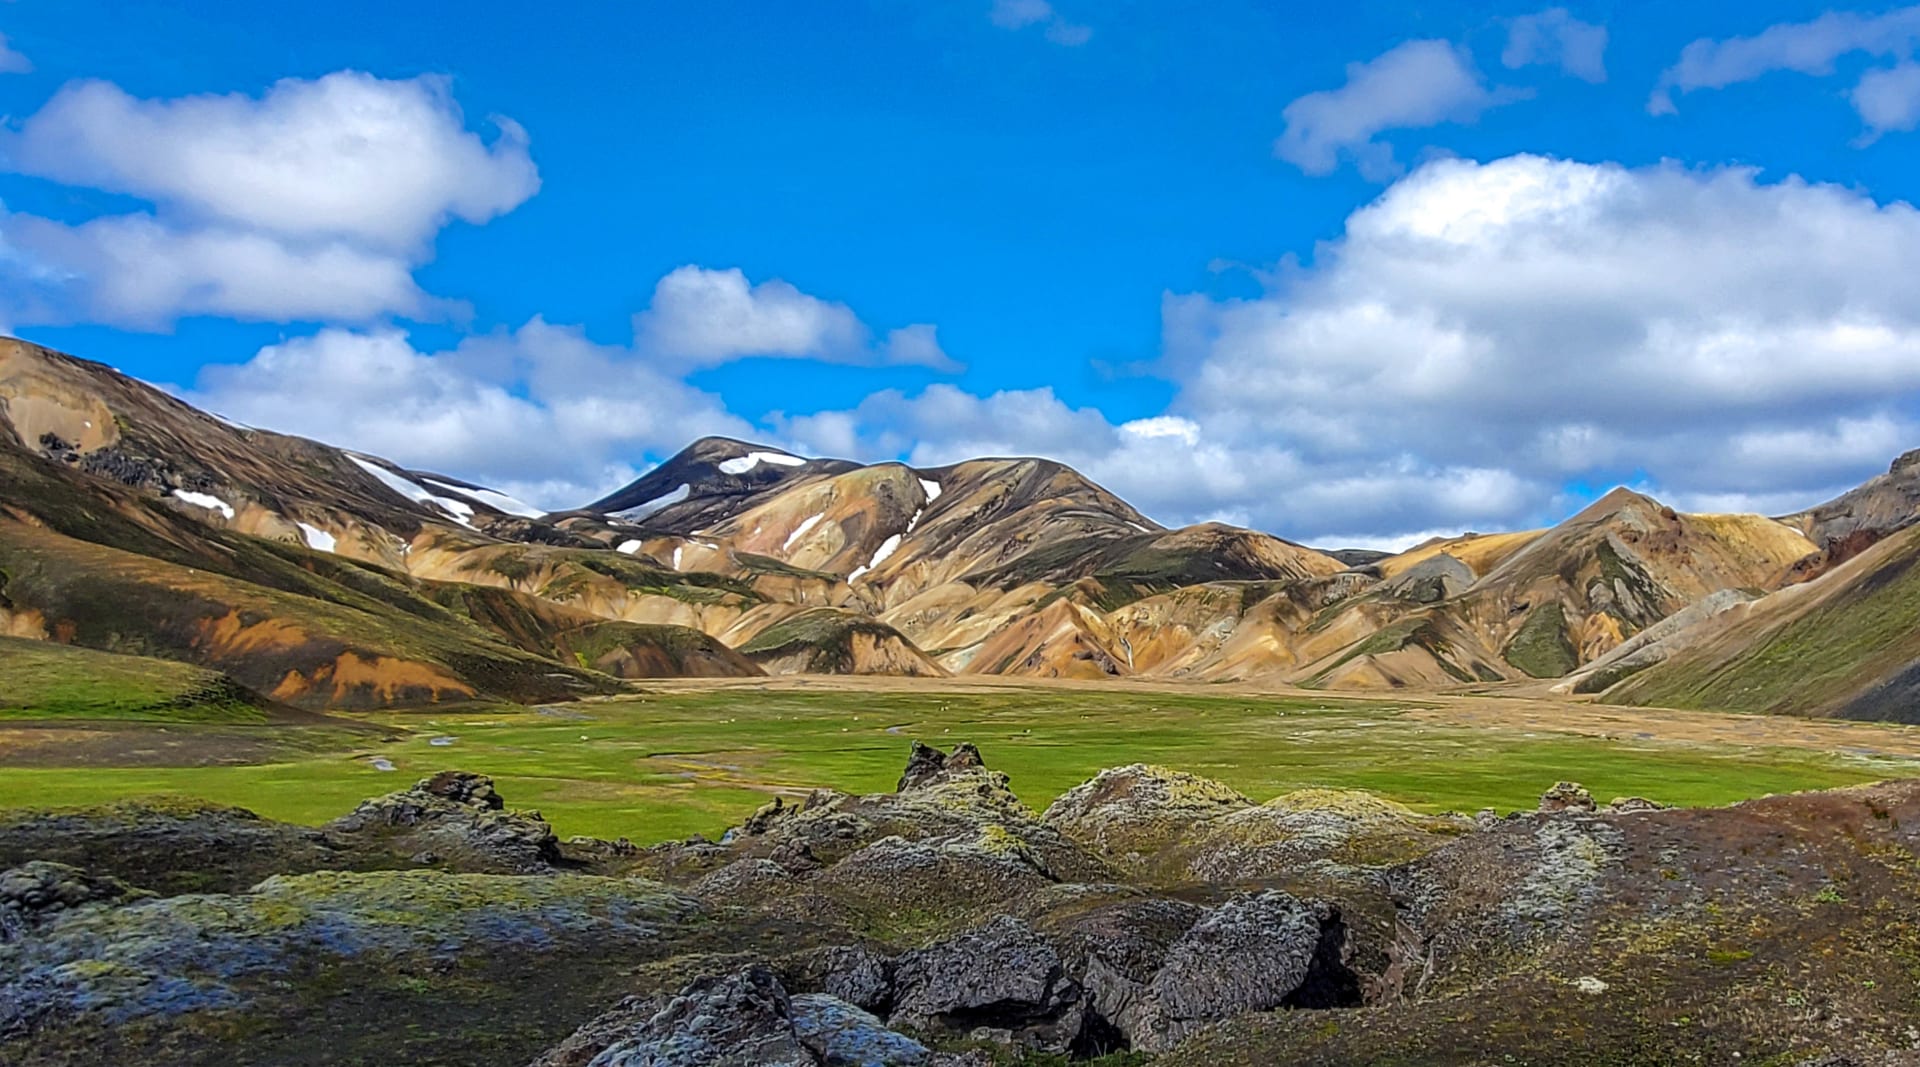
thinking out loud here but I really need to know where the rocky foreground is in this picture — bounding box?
[4,748,1920,1065]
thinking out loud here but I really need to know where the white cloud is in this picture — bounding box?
[2,211,438,327]
[777,155,1920,546]
[1276,40,1505,180]
[634,265,960,370]
[0,71,537,328]
[988,0,1091,46]
[179,157,1920,546]
[1503,8,1608,83]
[881,324,961,371]
[0,33,30,74]
[4,72,537,251]
[1852,61,1920,136]
[190,320,754,509]
[1651,5,1920,125]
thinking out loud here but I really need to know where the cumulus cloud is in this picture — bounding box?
[1276,40,1505,179]
[777,155,1920,547]
[1503,8,1608,83]
[2,211,439,327]
[0,33,30,74]
[0,71,537,328]
[988,0,1091,46]
[5,72,536,250]
[189,321,755,509]
[1651,5,1920,129]
[634,265,960,370]
[881,324,961,372]
[1852,61,1920,137]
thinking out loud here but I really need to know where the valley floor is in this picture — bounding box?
[1,677,1913,843]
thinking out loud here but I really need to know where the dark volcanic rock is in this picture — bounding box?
[0,861,150,940]
[531,964,935,1067]
[1538,780,1597,813]
[780,943,896,1015]
[1147,890,1340,1047]
[890,914,1084,1052]
[0,798,351,896]
[327,770,561,872]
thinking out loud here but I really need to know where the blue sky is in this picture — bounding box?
[3,1,1920,547]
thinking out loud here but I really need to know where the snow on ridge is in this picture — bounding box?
[783,513,826,552]
[347,456,476,528]
[424,478,546,520]
[616,539,644,555]
[172,489,235,520]
[297,522,337,553]
[904,479,942,533]
[848,533,904,583]
[613,482,691,521]
[718,451,805,475]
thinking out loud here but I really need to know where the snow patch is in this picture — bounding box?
[297,522,337,553]
[347,456,475,528]
[172,490,235,520]
[783,513,826,552]
[613,483,691,521]
[717,451,805,475]
[1127,522,1152,534]
[424,479,546,520]
[848,533,903,583]
[918,478,942,502]
[672,546,683,569]
[616,540,644,555]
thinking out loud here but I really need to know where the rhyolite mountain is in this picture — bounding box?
[4,334,1919,716]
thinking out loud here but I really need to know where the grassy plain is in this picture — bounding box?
[2,678,1914,842]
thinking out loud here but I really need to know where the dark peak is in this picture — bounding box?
[676,435,787,461]
[897,740,987,792]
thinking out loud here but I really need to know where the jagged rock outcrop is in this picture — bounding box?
[1148,891,1344,1047]
[1537,781,1597,813]
[890,914,1085,1051]
[0,861,150,940]
[530,965,936,1067]
[8,743,1920,1065]
[326,770,561,872]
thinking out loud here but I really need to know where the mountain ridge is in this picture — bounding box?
[2,334,1915,714]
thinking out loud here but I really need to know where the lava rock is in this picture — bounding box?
[327,771,560,872]
[1538,781,1597,813]
[1147,890,1334,1047]
[889,914,1084,1052]
[0,861,149,938]
[530,965,934,1067]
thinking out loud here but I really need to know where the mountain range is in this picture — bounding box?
[4,335,1917,720]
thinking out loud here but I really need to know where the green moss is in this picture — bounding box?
[1504,602,1579,678]
[736,608,923,673]
[1593,537,1664,626]
[0,636,266,722]
[1610,525,1920,716]
[733,552,840,582]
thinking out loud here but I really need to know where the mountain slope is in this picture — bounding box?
[8,333,1920,705]
[1783,448,1920,580]
[1603,520,1920,720]
[0,340,758,708]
